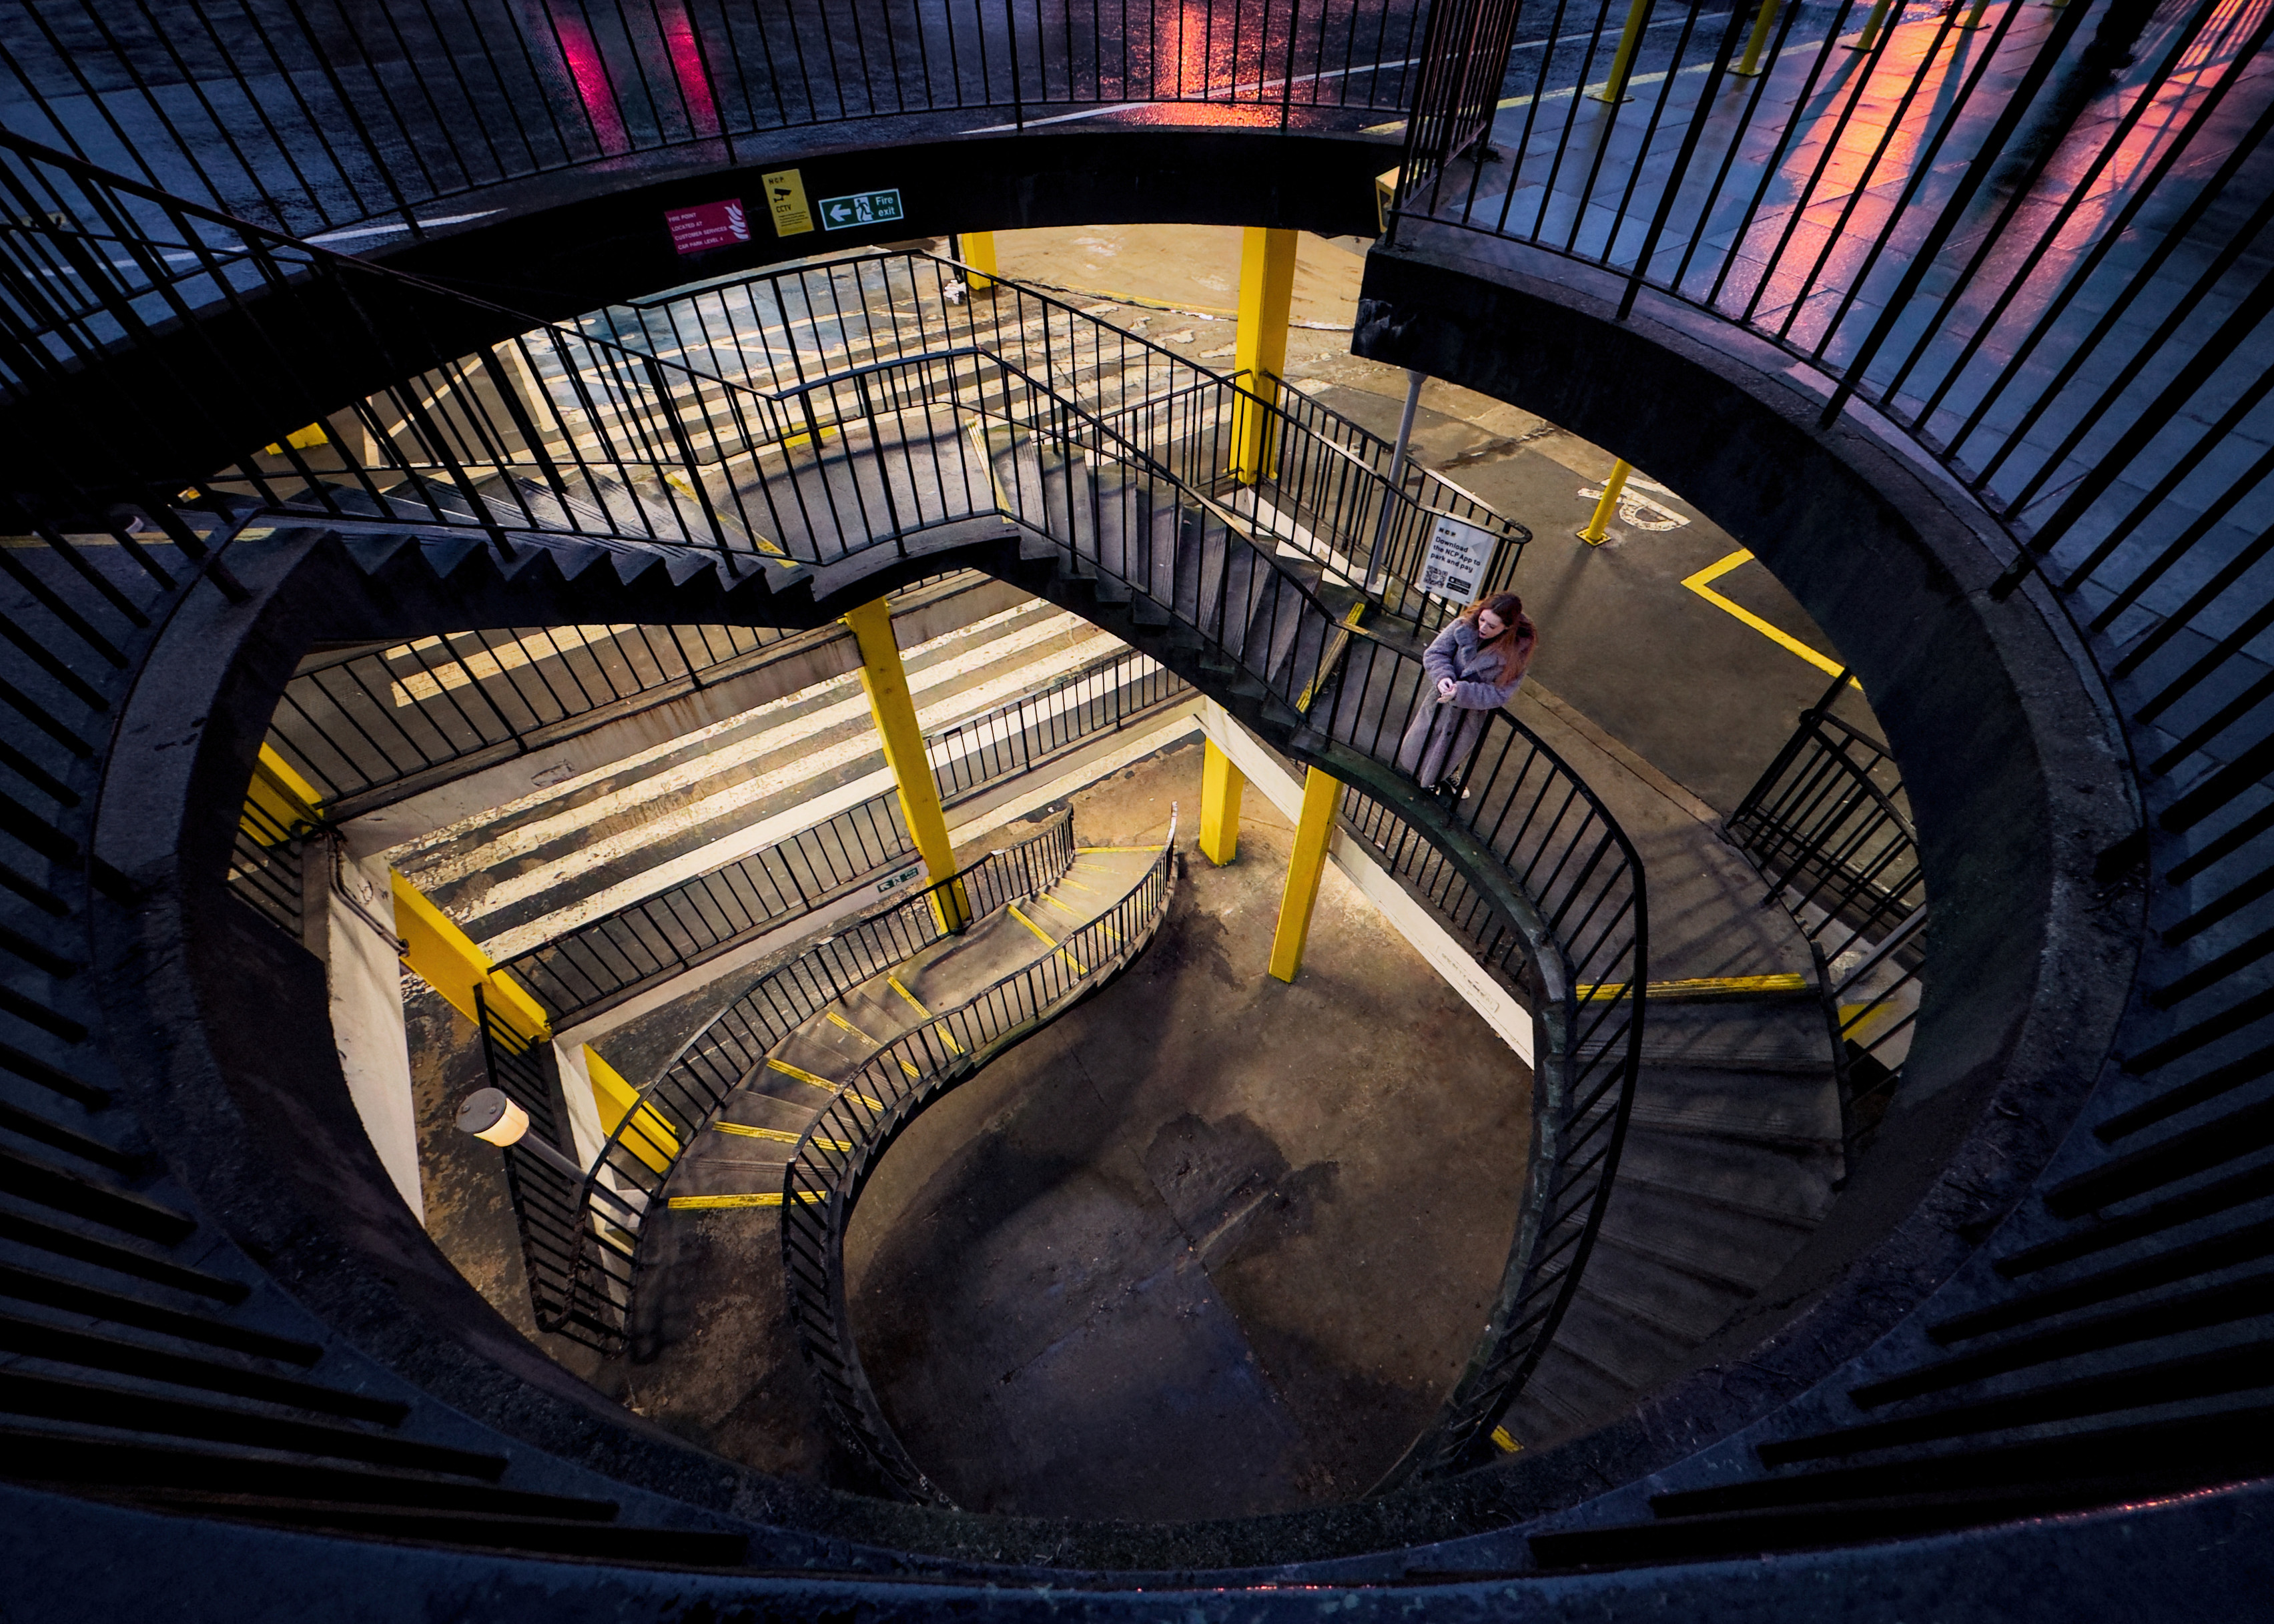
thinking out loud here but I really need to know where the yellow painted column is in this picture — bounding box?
[242,743,323,847]
[1232,226,1298,485]
[584,1044,677,1173]
[1589,0,1651,103]
[1268,765,1341,983]
[842,596,968,930]
[1198,740,1246,866]
[390,871,552,1040]
[960,230,998,291]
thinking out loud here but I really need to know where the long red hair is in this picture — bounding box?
[1461,592,1536,683]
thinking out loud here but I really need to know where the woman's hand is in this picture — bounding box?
[1437,677,1458,700]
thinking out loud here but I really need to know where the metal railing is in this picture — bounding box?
[529,813,1078,1352]
[1387,0,2274,611]
[499,643,1187,1023]
[1,137,1627,1475]
[470,984,594,1336]
[781,811,1179,1501]
[0,1,1426,240]
[1728,677,1924,1157]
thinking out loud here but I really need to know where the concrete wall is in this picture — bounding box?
[323,846,425,1222]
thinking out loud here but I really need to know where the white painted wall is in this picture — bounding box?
[324,847,426,1221]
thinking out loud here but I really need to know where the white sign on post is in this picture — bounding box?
[1420,514,1497,603]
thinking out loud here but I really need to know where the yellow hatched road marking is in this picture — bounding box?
[889,972,963,1056]
[713,1122,853,1152]
[667,1190,825,1210]
[1681,550,1861,687]
[1008,903,1088,975]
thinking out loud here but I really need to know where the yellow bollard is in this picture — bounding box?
[1589,0,1653,103]
[842,598,968,931]
[959,230,998,292]
[1846,0,1896,49]
[1955,0,1994,26]
[1198,740,1246,866]
[1577,459,1633,544]
[1231,227,1298,485]
[1734,0,1783,75]
[1268,765,1341,983]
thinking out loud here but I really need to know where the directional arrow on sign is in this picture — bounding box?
[825,202,855,225]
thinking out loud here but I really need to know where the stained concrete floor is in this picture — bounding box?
[611,737,1531,1518]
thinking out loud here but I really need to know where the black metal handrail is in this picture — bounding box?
[500,645,1188,1024]
[780,810,1180,1502]
[0,1,1426,241]
[1729,677,1924,1158]
[532,812,1078,1352]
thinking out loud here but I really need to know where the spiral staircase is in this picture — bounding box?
[0,0,2269,1614]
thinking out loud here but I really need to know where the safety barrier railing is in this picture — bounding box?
[526,813,1076,1352]
[498,644,1186,1024]
[780,811,1178,1501]
[3,139,1632,1473]
[0,1,1425,242]
[1324,648,1644,1484]
[1385,0,2274,611]
[592,254,1527,629]
[470,985,593,1335]
[1728,679,1925,1158]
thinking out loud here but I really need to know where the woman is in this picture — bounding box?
[1397,592,1537,794]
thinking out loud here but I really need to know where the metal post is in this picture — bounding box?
[961,229,999,292]
[1199,740,1246,865]
[1956,0,1994,25]
[1589,0,1653,103]
[1364,368,1427,589]
[1734,0,1783,74]
[1268,765,1341,983]
[843,597,968,931]
[1846,0,1897,49]
[1232,226,1298,484]
[1577,459,1633,544]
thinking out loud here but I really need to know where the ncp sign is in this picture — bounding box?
[1420,514,1497,604]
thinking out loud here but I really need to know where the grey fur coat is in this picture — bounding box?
[1398,618,1527,789]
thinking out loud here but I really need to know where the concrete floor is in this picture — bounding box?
[611,739,1531,1518]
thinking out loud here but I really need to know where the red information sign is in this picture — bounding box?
[665,199,750,256]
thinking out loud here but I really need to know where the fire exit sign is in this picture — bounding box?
[818,189,904,230]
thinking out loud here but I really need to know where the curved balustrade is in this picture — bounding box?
[0,0,1425,238]
[535,813,1077,1352]
[779,811,1180,1502]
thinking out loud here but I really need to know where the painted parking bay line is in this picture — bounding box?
[1681,550,1860,688]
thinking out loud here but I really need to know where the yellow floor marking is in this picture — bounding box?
[1577,972,1812,1002]
[765,1057,883,1112]
[1491,1427,1522,1453]
[889,972,964,1056]
[1840,999,1905,1046]
[827,1010,879,1046]
[1058,877,1100,893]
[1681,550,1860,687]
[1076,845,1165,853]
[713,1122,853,1152]
[967,417,1015,511]
[1039,891,1087,918]
[1008,903,1089,975]
[667,1190,825,1209]
[1298,601,1369,714]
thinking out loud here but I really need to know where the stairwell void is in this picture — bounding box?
[0,0,2267,1610]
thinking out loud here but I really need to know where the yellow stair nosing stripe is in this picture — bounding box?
[1575,972,1813,1001]
[887,973,934,1018]
[1076,845,1165,853]
[667,1191,827,1209]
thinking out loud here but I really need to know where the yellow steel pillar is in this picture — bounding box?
[390,871,552,1040]
[1198,740,1246,866]
[1733,0,1782,75]
[1268,765,1341,983]
[1232,226,1298,484]
[1589,0,1651,103]
[1846,0,1896,49]
[960,230,999,291]
[842,596,967,929]
[1577,459,1634,544]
